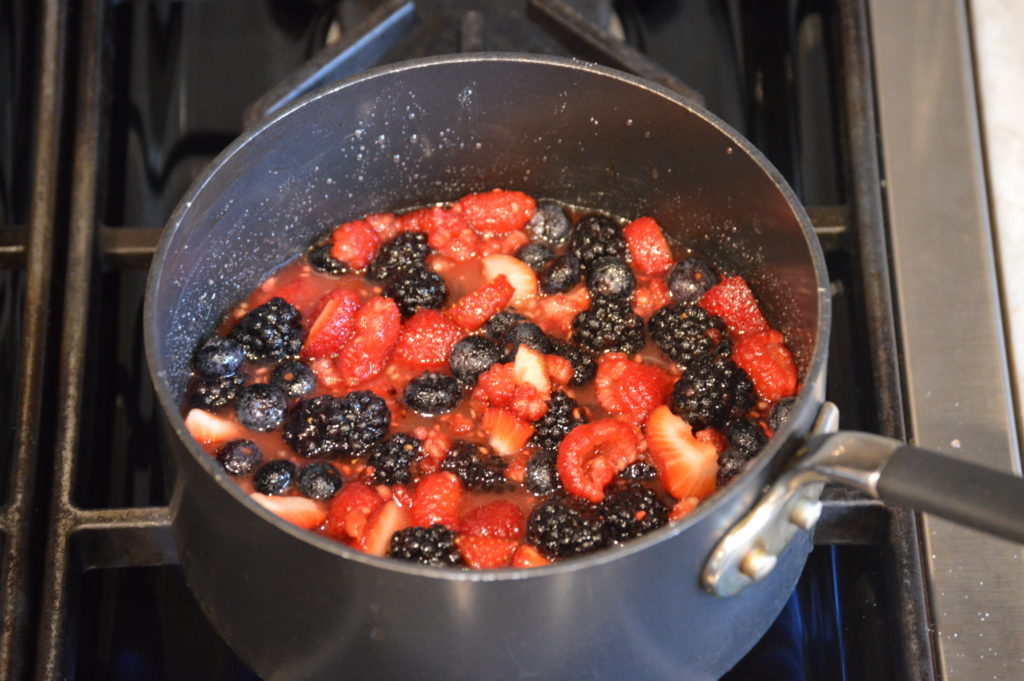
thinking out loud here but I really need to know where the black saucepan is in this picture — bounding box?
[144,54,1024,681]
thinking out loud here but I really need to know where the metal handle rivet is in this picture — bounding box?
[739,547,777,582]
[789,498,823,530]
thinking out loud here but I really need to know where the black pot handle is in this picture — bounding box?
[876,444,1024,543]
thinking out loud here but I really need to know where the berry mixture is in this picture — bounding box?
[181,189,799,569]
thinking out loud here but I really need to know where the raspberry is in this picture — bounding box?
[556,418,640,503]
[455,189,536,233]
[571,297,644,354]
[283,391,390,458]
[731,329,798,402]
[330,219,380,270]
[440,440,510,491]
[393,309,466,369]
[457,535,518,569]
[699,276,769,338]
[669,355,755,430]
[623,216,674,276]
[389,524,462,567]
[530,391,587,452]
[527,495,609,559]
[367,232,430,281]
[368,433,422,485]
[229,297,304,362]
[599,482,669,541]
[335,296,401,387]
[302,288,362,360]
[446,276,515,332]
[594,354,674,422]
[648,304,727,366]
[459,500,525,540]
[411,472,464,528]
[384,267,448,317]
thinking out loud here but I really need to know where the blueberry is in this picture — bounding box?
[483,309,526,340]
[525,449,562,496]
[308,243,348,275]
[585,256,635,300]
[297,462,343,500]
[667,258,720,304]
[403,372,462,415]
[525,200,571,247]
[515,242,555,273]
[235,384,287,432]
[500,322,552,359]
[449,335,502,385]
[193,336,245,379]
[216,440,263,476]
[253,459,297,495]
[271,360,316,398]
[769,397,797,432]
[540,254,581,294]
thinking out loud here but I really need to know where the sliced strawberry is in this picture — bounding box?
[512,344,550,395]
[594,354,675,422]
[250,493,328,531]
[699,276,770,339]
[557,419,640,503]
[325,481,384,540]
[732,329,798,402]
[645,405,718,501]
[335,296,401,387]
[460,500,525,540]
[483,407,535,457]
[411,472,463,528]
[457,535,519,569]
[623,216,674,275]
[472,363,517,408]
[359,499,412,556]
[364,212,399,241]
[481,254,538,305]
[330,219,380,270]
[455,189,536,234]
[534,286,590,339]
[393,309,467,369]
[302,288,362,359]
[184,408,247,444]
[511,544,551,568]
[447,275,515,331]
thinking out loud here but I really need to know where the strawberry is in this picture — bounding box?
[364,212,399,241]
[301,288,362,359]
[393,309,466,369]
[512,345,550,396]
[695,426,729,454]
[455,189,536,234]
[623,216,674,275]
[447,275,515,331]
[594,354,674,422]
[544,354,574,385]
[250,493,328,531]
[645,405,718,500]
[359,499,412,556]
[411,472,464,528]
[482,407,535,456]
[330,219,380,270]
[481,254,538,305]
[669,496,700,522]
[556,419,640,503]
[457,535,518,569]
[184,408,247,444]
[460,500,525,540]
[699,276,770,339]
[472,363,517,408]
[325,481,384,540]
[534,285,590,339]
[511,544,551,568]
[732,329,798,402]
[335,296,401,387]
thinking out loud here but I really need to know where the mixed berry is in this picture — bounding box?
[182,189,799,569]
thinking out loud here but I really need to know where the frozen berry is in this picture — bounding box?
[440,440,509,491]
[389,524,462,567]
[235,384,287,432]
[308,243,348,275]
[599,482,669,541]
[569,214,627,270]
[284,392,390,458]
[298,462,343,500]
[549,341,597,386]
[403,372,462,415]
[572,298,644,354]
[368,433,421,484]
[585,256,635,300]
[667,258,719,304]
[514,242,555,273]
[270,360,316,398]
[525,200,571,247]
[527,495,609,559]
[384,267,448,317]
[524,449,562,496]
[253,459,297,495]
[192,336,245,379]
[449,335,502,385]
[539,254,581,294]
[190,373,246,409]
[669,355,755,430]
[648,304,727,366]
[229,297,304,362]
[216,440,263,476]
[483,308,526,340]
[368,232,430,281]
[530,391,587,452]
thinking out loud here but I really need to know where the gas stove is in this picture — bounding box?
[2,1,1020,679]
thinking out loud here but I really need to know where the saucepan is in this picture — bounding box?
[144,54,1023,681]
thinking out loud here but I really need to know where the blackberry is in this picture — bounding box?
[235,384,287,432]
[500,321,553,359]
[283,392,390,458]
[524,449,562,496]
[483,308,526,340]
[667,258,719,304]
[308,243,348,275]
[440,440,509,491]
[716,449,750,488]
[728,419,768,456]
[388,524,462,567]
[600,483,669,541]
[526,200,571,247]
[669,355,755,430]
[449,335,502,385]
[569,214,627,270]
[403,372,462,415]
[530,391,587,452]
[549,340,597,386]
[527,495,609,559]
[585,257,635,300]
[619,461,657,481]
[572,298,644,354]
[297,462,343,500]
[216,440,263,476]
[540,254,581,294]
[229,297,304,362]
[648,304,726,365]
[368,433,421,484]
[270,360,316,398]
[769,396,797,432]
[253,459,297,495]
[515,242,555,273]
[384,267,448,317]
[190,373,246,409]
[367,232,430,281]
[192,336,245,380]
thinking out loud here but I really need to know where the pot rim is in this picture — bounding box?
[143,51,832,582]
